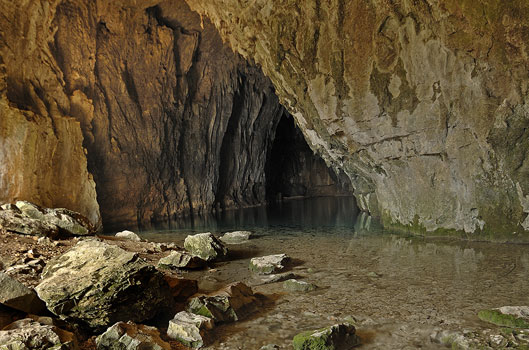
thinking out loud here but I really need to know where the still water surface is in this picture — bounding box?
[139,197,529,349]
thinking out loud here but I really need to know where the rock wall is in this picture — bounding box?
[185,0,529,237]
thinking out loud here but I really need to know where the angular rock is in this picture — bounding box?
[15,201,94,236]
[96,321,170,350]
[0,209,61,239]
[0,272,45,314]
[115,231,142,242]
[219,231,252,244]
[0,318,78,350]
[158,251,206,270]
[249,254,290,275]
[164,276,198,301]
[187,282,259,323]
[184,233,227,262]
[292,324,360,350]
[167,311,214,349]
[478,307,529,328]
[283,279,317,293]
[35,240,173,330]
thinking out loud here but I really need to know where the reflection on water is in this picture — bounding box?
[137,197,529,349]
[135,196,360,234]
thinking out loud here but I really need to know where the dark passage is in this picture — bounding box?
[265,113,353,200]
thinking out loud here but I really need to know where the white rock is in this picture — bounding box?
[115,230,142,242]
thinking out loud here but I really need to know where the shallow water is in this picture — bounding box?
[139,197,529,349]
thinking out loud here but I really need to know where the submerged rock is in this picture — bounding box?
[478,307,529,328]
[283,279,317,293]
[0,202,95,238]
[35,240,173,330]
[114,231,142,242]
[249,254,289,275]
[219,231,252,244]
[96,321,170,350]
[0,318,78,350]
[167,311,214,349]
[292,323,360,350]
[0,272,45,314]
[184,233,227,262]
[158,251,206,270]
[187,282,259,323]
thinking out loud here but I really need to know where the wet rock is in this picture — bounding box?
[35,240,173,330]
[250,272,299,286]
[187,282,259,323]
[115,231,142,242]
[249,254,289,275]
[219,231,252,244]
[292,323,360,350]
[96,321,170,350]
[163,276,198,301]
[158,251,206,270]
[0,272,45,314]
[167,311,214,349]
[0,318,78,350]
[184,233,227,262]
[283,279,317,293]
[478,307,529,328]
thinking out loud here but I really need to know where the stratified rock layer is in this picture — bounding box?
[185,0,529,237]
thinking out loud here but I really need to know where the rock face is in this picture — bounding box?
[35,240,173,330]
[0,318,78,350]
[185,0,529,237]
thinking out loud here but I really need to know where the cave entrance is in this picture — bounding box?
[265,113,353,201]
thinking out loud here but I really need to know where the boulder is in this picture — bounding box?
[0,318,78,350]
[158,251,206,270]
[187,282,259,323]
[35,240,173,330]
[0,272,45,314]
[292,324,360,350]
[249,254,290,275]
[167,311,214,349]
[115,231,142,242]
[0,202,95,238]
[478,306,529,328]
[183,233,227,262]
[96,321,170,350]
[283,279,317,293]
[219,231,252,244]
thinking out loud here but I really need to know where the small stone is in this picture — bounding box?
[96,321,171,350]
[219,231,252,244]
[0,318,78,350]
[158,251,206,270]
[187,282,259,323]
[115,230,142,242]
[167,311,214,349]
[37,237,51,245]
[366,271,381,278]
[0,272,45,314]
[249,254,289,275]
[260,345,280,350]
[184,233,227,262]
[283,279,317,293]
[292,323,360,350]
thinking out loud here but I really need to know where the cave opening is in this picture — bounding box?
[265,112,354,202]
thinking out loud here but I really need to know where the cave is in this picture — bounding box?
[1,0,529,349]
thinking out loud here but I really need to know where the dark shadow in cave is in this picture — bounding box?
[265,112,354,201]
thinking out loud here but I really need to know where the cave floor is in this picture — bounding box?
[141,201,529,349]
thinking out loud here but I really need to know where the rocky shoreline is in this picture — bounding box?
[1,202,529,349]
